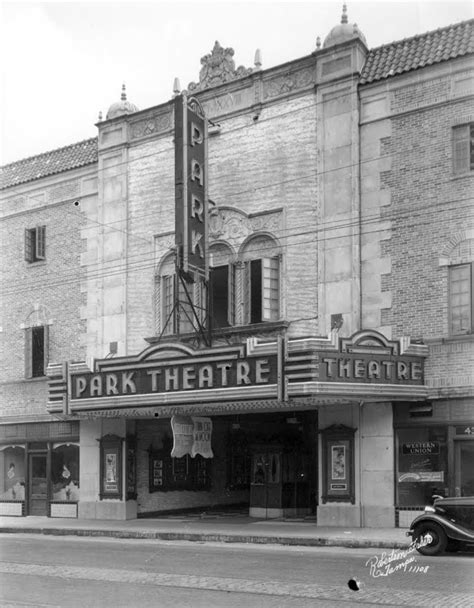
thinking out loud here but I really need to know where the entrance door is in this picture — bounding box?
[454,441,474,497]
[29,454,48,515]
[250,450,282,518]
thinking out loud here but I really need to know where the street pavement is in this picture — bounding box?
[0,534,472,607]
[0,514,410,549]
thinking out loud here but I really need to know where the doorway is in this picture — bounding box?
[29,454,48,515]
[249,447,311,518]
[454,441,474,497]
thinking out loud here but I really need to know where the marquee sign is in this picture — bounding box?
[47,331,429,417]
[317,352,423,385]
[71,355,277,400]
[174,94,208,279]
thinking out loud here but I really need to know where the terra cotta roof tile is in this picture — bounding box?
[0,137,98,191]
[360,19,473,84]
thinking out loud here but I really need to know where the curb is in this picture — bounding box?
[0,527,410,549]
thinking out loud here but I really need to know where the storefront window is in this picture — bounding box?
[227,430,250,490]
[51,443,79,501]
[396,427,448,506]
[149,451,211,492]
[0,446,26,500]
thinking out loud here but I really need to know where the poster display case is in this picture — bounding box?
[320,425,356,504]
[99,435,123,500]
[126,436,137,500]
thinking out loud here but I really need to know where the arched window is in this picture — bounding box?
[240,235,281,324]
[23,305,50,378]
[154,253,176,336]
[154,252,207,335]
[209,243,235,328]
[448,238,474,335]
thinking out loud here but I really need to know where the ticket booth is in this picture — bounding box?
[249,444,310,518]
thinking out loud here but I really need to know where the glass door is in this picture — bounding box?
[454,441,474,497]
[29,454,48,515]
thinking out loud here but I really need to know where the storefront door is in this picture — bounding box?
[454,441,474,497]
[29,454,48,515]
[249,447,311,518]
[250,449,282,518]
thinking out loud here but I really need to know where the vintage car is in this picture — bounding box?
[407,496,474,555]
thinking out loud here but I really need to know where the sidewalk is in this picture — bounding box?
[0,514,410,549]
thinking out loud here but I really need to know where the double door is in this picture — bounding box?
[250,447,311,518]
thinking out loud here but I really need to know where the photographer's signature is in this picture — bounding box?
[365,540,430,577]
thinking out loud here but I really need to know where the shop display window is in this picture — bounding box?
[51,443,79,502]
[226,430,250,490]
[396,427,448,507]
[149,450,211,492]
[0,446,26,500]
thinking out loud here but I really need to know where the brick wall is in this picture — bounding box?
[379,91,472,339]
[361,60,474,395]
[0,183,88,419]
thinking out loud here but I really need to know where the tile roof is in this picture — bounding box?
[1,20,472,189]
[360,19,474,84]
[0,137,98,191]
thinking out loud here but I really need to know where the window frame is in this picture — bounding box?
[209,263,235,329]
[148,450,211,492]
[448,262,474,335]
[243,255,281,324]
[25,325,49,379]
[452,123,474,175]
[25,226,46,263]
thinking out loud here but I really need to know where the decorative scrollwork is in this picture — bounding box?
[187,41,253,92]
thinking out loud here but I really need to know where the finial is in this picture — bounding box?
[353,23,358,33]
[173,77,181,97]
[341,3,348,24]
[254,49,262,71]
[316,36,321,49]
[98,111,103,122]
[121,83,127,101]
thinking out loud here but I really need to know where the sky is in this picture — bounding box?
[1,0,472,165]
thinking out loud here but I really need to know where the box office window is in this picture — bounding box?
[396,427,448,507]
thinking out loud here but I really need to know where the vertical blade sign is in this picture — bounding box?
[174,95,208,280]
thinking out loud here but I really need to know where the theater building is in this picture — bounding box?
[1,9,473,525]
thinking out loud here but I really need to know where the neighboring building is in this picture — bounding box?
[0,8,472,525]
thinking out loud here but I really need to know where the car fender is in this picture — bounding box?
[409,513,474,543]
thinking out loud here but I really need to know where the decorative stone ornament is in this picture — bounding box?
[187,41,253,92]
[106,84,139,120]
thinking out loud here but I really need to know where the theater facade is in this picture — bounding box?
[44,329,427,525]
[1,9,473,526]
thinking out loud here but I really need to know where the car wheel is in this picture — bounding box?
[414,522,448,556]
